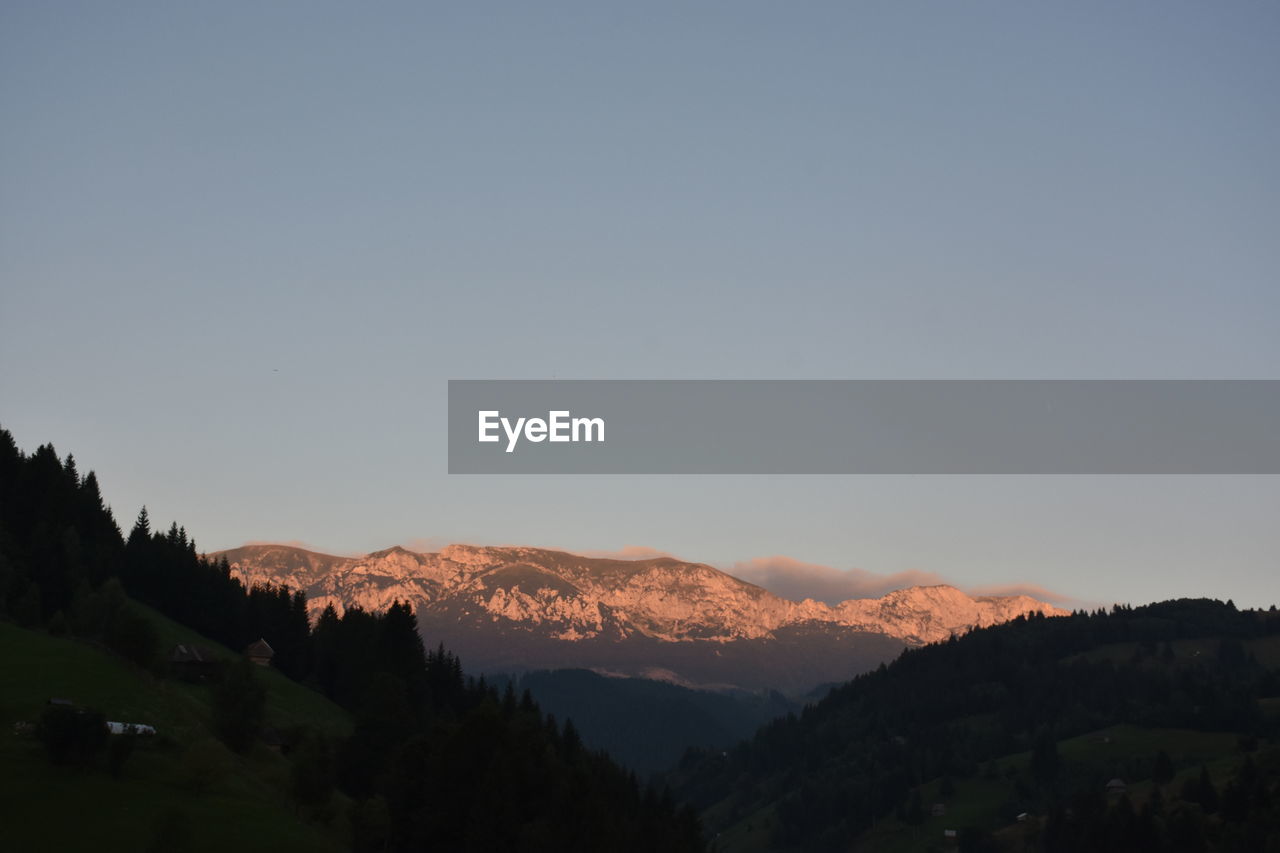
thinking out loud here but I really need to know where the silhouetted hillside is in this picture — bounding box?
[0,427,705,852]
[671,600,1280,852]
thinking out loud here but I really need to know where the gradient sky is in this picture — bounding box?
[3,3,1278,609]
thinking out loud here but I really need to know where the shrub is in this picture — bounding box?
[37,704,107,766]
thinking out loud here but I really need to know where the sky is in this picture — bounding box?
[2,2,1278,609]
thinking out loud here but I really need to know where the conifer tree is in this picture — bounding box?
[212,657,266,752]
[128,507,151,545]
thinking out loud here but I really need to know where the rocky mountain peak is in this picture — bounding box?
[217,542,1066,646]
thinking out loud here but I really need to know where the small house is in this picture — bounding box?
[931,803,947,817]
[1105,778,1127,796]
[246,638,275,667]
[169,644,221,682]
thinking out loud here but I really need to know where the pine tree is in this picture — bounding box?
[1196,765,1219,814]
[291,730,336,818]
[13,581,42,627]
[905,788,924,825]
[1030,730,1061,790]
[211,657,266,752]
[128,507,151,546]
[562,718,582,756]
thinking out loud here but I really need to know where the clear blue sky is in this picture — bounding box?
[3,3,1277,608]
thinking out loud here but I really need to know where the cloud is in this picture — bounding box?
[570,545,680,561]
[394,538,683,562]
[966,583,1094,611]
[728,556,949,604]
[399,537,455,554]
[730,555,1086,609]
[236,539,364,557]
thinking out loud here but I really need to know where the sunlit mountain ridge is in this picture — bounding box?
[216,543,1066,690]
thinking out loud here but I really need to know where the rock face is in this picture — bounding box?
[214,543,1068,690]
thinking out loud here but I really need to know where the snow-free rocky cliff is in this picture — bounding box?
[215,543,1068,690]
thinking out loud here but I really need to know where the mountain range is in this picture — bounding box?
[216,543,1068,691]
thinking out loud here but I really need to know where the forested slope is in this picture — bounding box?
[672,600,1280,852]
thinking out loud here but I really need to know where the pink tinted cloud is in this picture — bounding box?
[399,537,455,554]
[966,583,1092,611]
[238,539,364,557]
[570,545,680,561]
[731,555,1084,609]
[728,556,949,604]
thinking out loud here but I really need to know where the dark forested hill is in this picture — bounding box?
[670,600,1280,852]
[501,668,800,776]
[0,428,704,852]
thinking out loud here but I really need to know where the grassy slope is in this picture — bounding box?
[132,601,352,736]
[0,617,351,853]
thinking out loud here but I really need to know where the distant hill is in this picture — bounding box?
[502,669,800,777]
[668,599,1280,852]
[217,543,1066,691]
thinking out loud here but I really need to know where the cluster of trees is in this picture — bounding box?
[333,649,705,852]
[0,433,123,623]
[119,508,313,677]
[673,600,1280,851]
[0,429,704,852]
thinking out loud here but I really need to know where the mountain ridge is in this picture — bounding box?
[214,543,1067,660]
